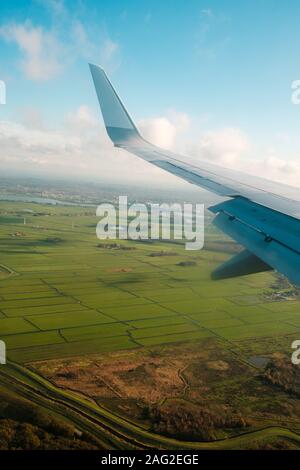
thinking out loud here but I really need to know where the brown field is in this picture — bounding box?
[30,337,300,441]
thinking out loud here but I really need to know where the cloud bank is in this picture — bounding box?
[0,105,300,189]
[0,7,120,81]
[0,21,64,80]
[0,1,299,190]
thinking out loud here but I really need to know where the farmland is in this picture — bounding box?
[0,196,300,449]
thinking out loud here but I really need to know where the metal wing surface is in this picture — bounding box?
[90,63,300,286]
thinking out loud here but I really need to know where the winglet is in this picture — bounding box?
[89,63,142,146]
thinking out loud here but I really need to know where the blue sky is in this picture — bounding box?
[0,0,300,186]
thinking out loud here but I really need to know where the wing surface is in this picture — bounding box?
[90,63,300,285]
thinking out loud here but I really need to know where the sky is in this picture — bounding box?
[0,0,300,188]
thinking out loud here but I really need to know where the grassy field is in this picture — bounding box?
[0,198,300,450]
[0,199,299,364]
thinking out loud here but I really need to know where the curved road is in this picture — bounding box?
[1,361,300,450]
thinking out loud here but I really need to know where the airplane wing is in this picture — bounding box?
[89,63,300,286]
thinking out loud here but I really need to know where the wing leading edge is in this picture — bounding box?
[89,63,300,286]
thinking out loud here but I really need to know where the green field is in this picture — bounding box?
[0,198,300,450]
[0,199,299,364]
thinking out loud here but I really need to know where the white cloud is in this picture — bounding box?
[0,104,300,189]
[139,117,178,149]
[196,9,230,59]
[139,111,190,150]
[0,3,120,80]
[40,0,66,16]
[241,153,300,187]
[0,21,64,80]
[19,107,45,129]
[65,105,98,130]
[0,120,80,153]
[0,107,182,185]
[200,9,213,18]
[189,127,250,165]
[138,117,300,188]
[71,20,94,58]
[185,127,300,187]
[99,38,120,70]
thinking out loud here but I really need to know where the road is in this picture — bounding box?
[1,361,300,450]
